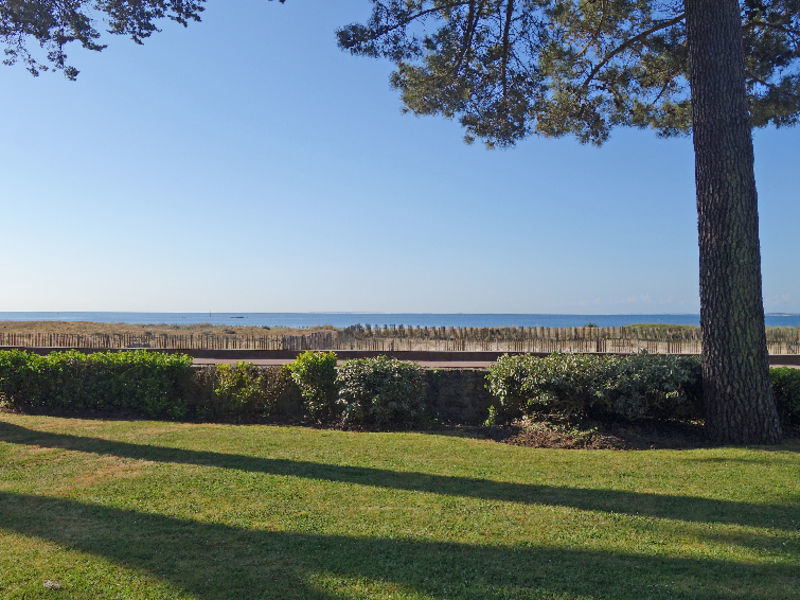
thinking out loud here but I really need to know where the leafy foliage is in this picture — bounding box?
[211,362,267,418]
[0,0,206,79]
[486,352,703,422]
[770,367,800,429]
[285,351,339,421]
[190,362,301,422]
[338,1,800,145]
[0,349,795,432]
[336,356,428,429]
[8,1,800,137]
[0,349,193,419]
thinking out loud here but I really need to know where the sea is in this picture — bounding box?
[0,312,798,329]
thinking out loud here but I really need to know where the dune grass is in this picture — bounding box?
[2,319,796,341]
[0,320,336,337]
[0,413,798,599]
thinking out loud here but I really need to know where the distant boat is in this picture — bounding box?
[231,316,245,319]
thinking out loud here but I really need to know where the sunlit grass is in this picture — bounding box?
[1,413,798,599]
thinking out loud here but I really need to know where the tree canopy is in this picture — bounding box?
[336,1,800,145]
[4,2,798,144]
[1,0,206,80]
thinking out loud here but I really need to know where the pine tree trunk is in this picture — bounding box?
[685,0,781,444]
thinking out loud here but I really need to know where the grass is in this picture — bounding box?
[0,413,799,599]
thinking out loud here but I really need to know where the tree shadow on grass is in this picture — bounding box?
[0,492,797,600]
[0,421,797,532]
[682,456,800,464]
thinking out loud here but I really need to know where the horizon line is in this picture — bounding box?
[1,310,797,317]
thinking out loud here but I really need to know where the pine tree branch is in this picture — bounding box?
[501,0,514,104]
[369,1,473,39]
[580,12,686,92]
[453,0,480,73]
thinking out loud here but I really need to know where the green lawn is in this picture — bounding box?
[0,414,798,599]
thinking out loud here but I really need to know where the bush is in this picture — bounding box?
[0,349,45,409]
[0,350,193,419]
[190,363,301,422]
[486,353,609,421]
[771,368,800,430]
[1,347,794,433]
[609,352,703,420]
[336,356,428,429]
[486,352,703,423]
[212,362,267,420]
[285,351,338,421]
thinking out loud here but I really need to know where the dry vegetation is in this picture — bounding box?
[0,321,797,354]
[1,321,796,340]
[0,321,336,337]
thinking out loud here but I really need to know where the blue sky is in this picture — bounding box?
[1,1,797,314]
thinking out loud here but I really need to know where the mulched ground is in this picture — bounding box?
[460,419,712,450]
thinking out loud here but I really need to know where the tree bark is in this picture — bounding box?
[685,0,781,444]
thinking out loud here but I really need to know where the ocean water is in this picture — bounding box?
[0,312,798,329]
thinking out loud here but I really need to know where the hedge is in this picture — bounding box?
[487,352,800,429]
[190,362,302,422]
[336,356,428,429]
[285,350,338,421]
[0,350,431,428]
[771,367,800,429]
[486,352,702,423]
[1,349,798,432]
[0,349,194,419]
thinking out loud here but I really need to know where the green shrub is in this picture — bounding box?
[213,362,266,419]
[336,356,428,429]
[486,353,607,420]
[486,352,703,423]
[1,347,794,433]
[608,352,703,420]
[190,363,302,422]
[770,368,800,429]
[0,350,44,411]
[285,351,338,421]
[191,362,265,421]
[0,350,193,419]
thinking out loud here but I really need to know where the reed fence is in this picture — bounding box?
[1,325,798,354]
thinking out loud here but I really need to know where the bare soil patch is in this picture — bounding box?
[454,419,712,450]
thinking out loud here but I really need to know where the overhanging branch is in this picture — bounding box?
[580,12,686,91]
